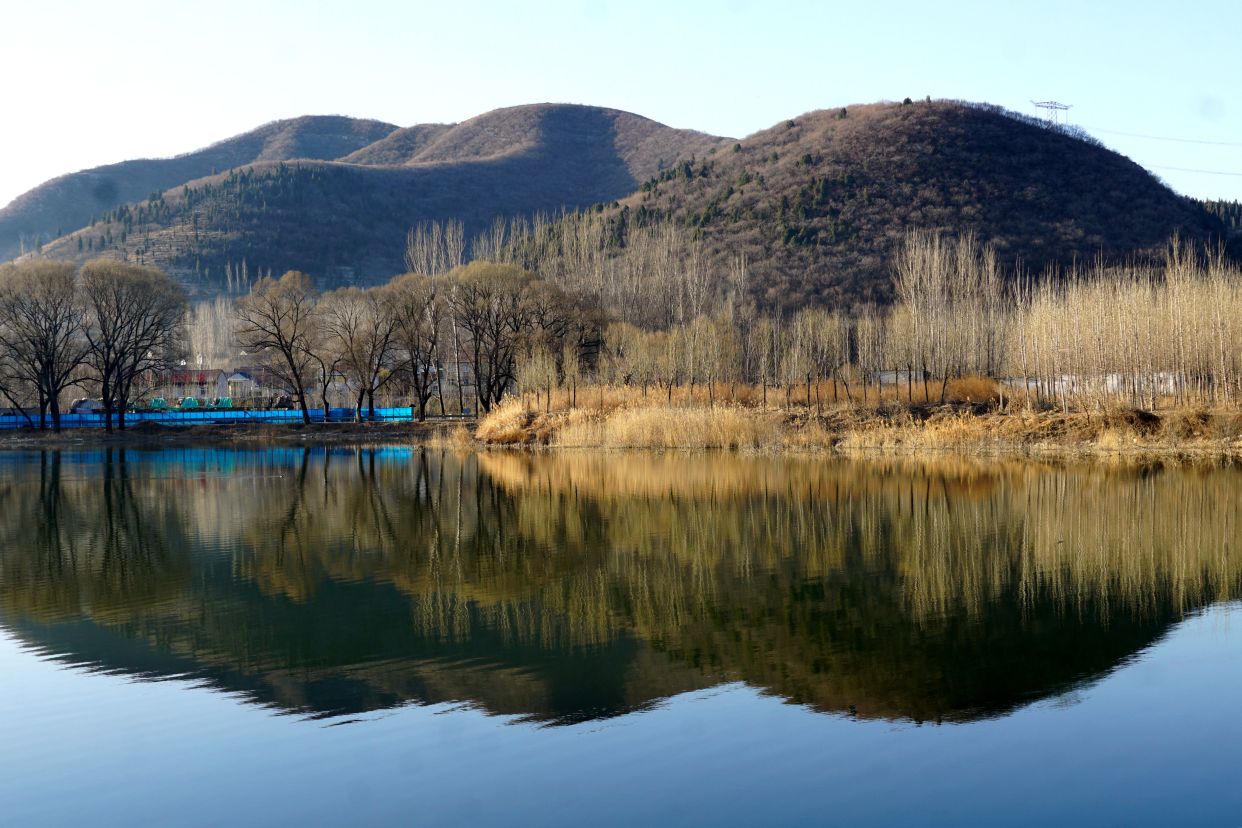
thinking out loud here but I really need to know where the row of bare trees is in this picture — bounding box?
[233,261,603,424]
[505,228,1242,412]
[225,224,1242,420]
[0,260,187,431]
[407,214,733,330]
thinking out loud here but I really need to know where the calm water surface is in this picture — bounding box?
[1,447,1241,826]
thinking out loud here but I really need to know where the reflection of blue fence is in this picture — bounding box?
[0,407,430,429]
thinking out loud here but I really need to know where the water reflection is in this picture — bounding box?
[1,448,1239,724]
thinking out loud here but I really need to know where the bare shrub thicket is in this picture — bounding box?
[494,218,1242,413]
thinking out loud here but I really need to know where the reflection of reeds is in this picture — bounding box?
[478,451,1242,625]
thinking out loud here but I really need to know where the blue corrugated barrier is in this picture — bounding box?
[0,407,443,429]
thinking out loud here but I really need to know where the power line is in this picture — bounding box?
[1084,125,1242,148]
[1148,164,1242,177]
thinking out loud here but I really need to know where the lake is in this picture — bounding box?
[1,447,1240,826]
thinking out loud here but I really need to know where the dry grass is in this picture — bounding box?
[556,404,781,449]
[474,383,1242,459]
[422,422,478,450]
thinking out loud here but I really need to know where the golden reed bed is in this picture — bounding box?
[473,383,1242,459]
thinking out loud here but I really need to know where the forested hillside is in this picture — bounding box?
[27,105,727,292]
[0,115,399,260]
[592,100,1222,308]
[1201,199,1242,240]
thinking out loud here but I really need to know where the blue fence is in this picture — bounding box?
[0,407,437,429]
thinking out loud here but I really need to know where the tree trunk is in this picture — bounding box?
[102,376,114,433]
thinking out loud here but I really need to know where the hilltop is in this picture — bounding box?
[609,100,1224,307]
[22,105,727,291]
[0,115,399,260]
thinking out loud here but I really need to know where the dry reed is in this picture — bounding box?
[474,385,1242,458]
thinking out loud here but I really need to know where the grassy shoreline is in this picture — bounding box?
[4,397,1240,462]
[474,393,1242,461]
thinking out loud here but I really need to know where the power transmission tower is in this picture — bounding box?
[1032,100,1072,126]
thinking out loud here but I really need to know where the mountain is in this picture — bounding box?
[0,115,399,261]
[11,100,1228,304]
[607,100,1226,307]
[21,105,728,292]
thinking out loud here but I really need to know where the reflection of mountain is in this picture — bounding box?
[1,449,1240,724]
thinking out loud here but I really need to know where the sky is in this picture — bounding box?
[2,0,1241,207]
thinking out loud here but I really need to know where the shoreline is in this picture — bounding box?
[2,404,1240,464]
[473,398,1242,463]
[0,419,471,449]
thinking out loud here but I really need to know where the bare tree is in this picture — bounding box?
[470,217,512,264]
[186,297,237,368]
[304,320,345,422]
[234,271,319,424]
[320,287,400,420]
[405,219,466,276]
[447,262,552,413]
[389,274,447,421]
[561,339,582,408]
[0,338,36,424]
[80,260,187,431]
[0,261,89,431]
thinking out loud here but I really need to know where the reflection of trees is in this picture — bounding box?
[0,450,190,625]
[476,453,1242,720]
[3,449,1241,724]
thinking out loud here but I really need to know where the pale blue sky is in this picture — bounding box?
[2,0,1240,207]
